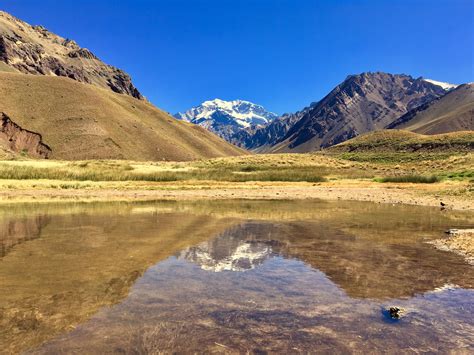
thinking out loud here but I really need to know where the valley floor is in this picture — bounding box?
[0,153,472,265]
[0,152,472,210]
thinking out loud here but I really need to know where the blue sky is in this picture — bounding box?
[1,0,472,114]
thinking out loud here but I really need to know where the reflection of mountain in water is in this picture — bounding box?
[178,224,279,272]
[0,215,50,257]
[179,220,474,299]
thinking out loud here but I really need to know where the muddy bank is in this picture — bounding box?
[0,182,472,211]
[430,229,474,265]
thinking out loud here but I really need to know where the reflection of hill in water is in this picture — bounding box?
[178,224,278,272]
[277,222,474,299]
[0,215,51,257]
[0,207,233,354]
[179,221,474,299]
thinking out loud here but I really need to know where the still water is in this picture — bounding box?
[0,200,473,353]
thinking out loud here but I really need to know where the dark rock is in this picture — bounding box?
[385,306,405,320]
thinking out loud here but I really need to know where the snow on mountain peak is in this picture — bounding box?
[423,79,458,91]
[174,99,278,141]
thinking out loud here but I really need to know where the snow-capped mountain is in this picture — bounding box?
[422,79,458,91]
[174,99,278,141]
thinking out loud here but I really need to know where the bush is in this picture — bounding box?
[377,175,440,183]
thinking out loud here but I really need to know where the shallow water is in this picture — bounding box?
[0,200,473,353]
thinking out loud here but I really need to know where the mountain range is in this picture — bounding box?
[0,10,472,160]
[263,73,452,152]
[179,73,469,153]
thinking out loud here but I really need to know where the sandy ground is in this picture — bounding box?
[0,180,471,211]
[430,230,474,265]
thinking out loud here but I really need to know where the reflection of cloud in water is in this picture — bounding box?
[430,283,461,293]
[178,224,276,272]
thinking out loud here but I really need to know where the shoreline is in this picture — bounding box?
[429,230,474,265]
[0,180,472,211]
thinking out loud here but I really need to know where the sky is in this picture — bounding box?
[1,0,473,114]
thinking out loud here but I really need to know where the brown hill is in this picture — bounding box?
[0,11,142,99]
[328,129,474,153]
[0,72,245,160]
[387,84,474,134]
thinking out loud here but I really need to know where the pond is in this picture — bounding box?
[0,200,473,353]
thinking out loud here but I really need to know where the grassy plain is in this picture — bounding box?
[0,150,472,210]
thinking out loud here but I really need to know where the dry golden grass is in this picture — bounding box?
[0,158,329,183]
[0,72,245,161]
[0,152,471,211]
[0,151,472,184]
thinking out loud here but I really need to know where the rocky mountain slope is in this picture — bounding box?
[387,83,474,134]
[0,72,244,160]
[236,72,448,152]
[175,99,277,141]
[0,11,142,99]
[231,103,316,150]
[0,11,244,160]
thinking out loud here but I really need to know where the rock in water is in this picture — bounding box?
[382,306,405,320]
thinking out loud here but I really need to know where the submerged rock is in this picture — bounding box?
[383,306,405,320]
[389,307,403,319]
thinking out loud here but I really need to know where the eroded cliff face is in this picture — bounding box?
[0,113,51,158]
[0,11,143,99]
